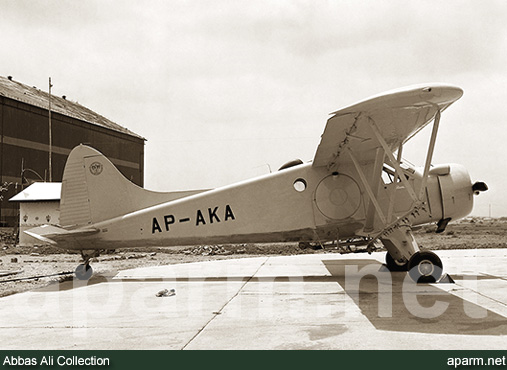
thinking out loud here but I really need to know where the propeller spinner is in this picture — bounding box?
[472,181,488,195]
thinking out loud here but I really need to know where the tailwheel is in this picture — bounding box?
[75,263,93,280]
[385,252,409,271]
[75,249,101,280]
[408,251,443,283]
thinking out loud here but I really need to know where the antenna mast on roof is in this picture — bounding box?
[48,77,53,182]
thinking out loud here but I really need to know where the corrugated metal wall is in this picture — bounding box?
[0,96,145,227]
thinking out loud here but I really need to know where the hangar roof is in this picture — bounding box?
[0,75,144,140]
[9,182,62,202]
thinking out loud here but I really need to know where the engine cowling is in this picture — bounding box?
[437,164,475,222]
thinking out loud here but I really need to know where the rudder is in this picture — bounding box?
[59,145,95,227]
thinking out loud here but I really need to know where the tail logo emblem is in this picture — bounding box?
[89,162,103,176]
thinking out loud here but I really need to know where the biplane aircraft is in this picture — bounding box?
[27,84,487,283]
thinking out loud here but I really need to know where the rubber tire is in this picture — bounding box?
[75,264,93,280]
[298,242,311,250]
[385,252,409,271]
[407,251,443,283]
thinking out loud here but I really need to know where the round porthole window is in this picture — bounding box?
[293,178,307,192]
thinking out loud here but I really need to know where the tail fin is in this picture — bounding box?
[60,145,205,228]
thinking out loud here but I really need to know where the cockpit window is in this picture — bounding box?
[400,162,416,174]
[382,165,397,184]
[382,163,413,184]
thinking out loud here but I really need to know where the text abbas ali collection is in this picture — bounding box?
[3,355,110,367]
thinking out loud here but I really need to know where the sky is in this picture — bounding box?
[1,0,506,217]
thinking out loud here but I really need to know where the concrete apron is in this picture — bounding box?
[0,250,506,350]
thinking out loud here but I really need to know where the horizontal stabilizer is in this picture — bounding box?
[25,225,99,245]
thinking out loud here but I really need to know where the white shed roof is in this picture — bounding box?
[9,182,61,202]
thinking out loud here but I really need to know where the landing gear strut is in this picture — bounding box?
[75,250,101,280]
[407,250,443,283]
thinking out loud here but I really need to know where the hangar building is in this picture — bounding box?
[0,75,145,227]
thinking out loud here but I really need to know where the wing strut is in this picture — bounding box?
[347,147,387,227]
[418,110,441,200]
[387,144,403,223]
[340,109,443,247]
[364,147,386,232]
[364,110,443,256]
[367,116,419,203]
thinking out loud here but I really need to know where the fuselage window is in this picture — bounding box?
[293,178,307,192]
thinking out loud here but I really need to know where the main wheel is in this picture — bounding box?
[75,263,93,280]
[298,242,311,250]
[385,252,409,271]
[407,251,443,283]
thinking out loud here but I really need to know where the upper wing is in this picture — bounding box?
[313,84,463,170]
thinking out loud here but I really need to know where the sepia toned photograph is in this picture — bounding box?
[0,0,505,357]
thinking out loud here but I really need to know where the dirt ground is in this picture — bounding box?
[414,217,507,250]
[1,217,506,298]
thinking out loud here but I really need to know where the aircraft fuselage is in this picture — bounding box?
[61,160,473,251]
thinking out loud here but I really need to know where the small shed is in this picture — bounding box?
[9,182,61,246]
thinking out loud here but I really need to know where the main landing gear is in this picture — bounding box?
[385,250,443,283]
[407,250,443,283]
[75,250,101,280]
